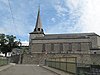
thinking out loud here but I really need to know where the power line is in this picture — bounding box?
[7,0,18,35]
[7,0,15,26]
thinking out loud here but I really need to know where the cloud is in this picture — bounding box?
[0,0,36,40]
[0,0,9,5]
[64,0,80,10]
[51,18,56,22]
[48,0,83,34]
[0,0,100,41]
[46,21,81,34]
[49,0,100,35]
[77,0,100,34]
[62,0,100,35]
[21,40,29,46]
[54,1,67,17]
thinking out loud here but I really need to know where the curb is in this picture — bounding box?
[0,63,15,72]
[40,66,73,75]
[40,66,60,75]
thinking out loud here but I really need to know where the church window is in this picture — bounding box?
[60,43,63,53]
[34,28,36,31]
[77,43,81,51]
[42,44,45,52]
[89,42,92,49]
[94,52,96,54]
[41,29,43,32]
[38,28,41,31]
[68,43,72,51]
[51,43,54,52]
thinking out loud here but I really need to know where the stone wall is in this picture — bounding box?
[31,42,90,53]
[22,53,93,65]
[31,44,43,52]
[22,53,44,64]
[90,54,100,65]
[10,55,20,64]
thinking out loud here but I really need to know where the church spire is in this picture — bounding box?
[33,6,44,34]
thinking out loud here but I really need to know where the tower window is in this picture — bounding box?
[68,43,72,51]
[38,28,40,31]
[94,52,96,54]
[34,28,36,31]
[60,43,63,53]
[41,29,43,32]
[51,43,54,52]
[42,44,45,52]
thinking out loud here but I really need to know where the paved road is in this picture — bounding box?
[0,64,58,75]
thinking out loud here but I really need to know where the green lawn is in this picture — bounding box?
[0,59,8,66]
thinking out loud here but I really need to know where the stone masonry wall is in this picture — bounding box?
[22,53,93,65]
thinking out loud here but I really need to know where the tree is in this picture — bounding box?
[0,34,21,57]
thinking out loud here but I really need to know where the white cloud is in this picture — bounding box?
[51,18,56,22]
[54,1,67,17]
[54,0,83,17]
[21,40,29,46]
[0,0,35,37]
[49,0,83,33]
[52,0,100,35]
[64,0,80,10]
[0,18,28,36]
[46,21,81,34]
[1,0,100,41]
[0,0,8,5]
[77,0,100,34]
[56,0,100,34]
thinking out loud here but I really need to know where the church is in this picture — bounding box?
[22,8,100,65]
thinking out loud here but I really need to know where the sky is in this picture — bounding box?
[0,0,100,45]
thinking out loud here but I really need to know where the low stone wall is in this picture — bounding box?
[22,53,47,64]
[22,53,92,65]
[10,55,20,64]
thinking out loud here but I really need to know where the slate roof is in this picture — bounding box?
[34,33,99,40]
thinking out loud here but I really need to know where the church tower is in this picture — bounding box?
[29,7,44,40]
[33,7,44,34]
[29,7,45,52]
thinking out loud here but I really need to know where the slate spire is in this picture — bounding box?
[34,6,44,34]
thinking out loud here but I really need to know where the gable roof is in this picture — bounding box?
[33,33,99,40]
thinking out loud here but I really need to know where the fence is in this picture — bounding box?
[46,57,100,75]
[0,57,9,66]
[45,57,77,74]
[77,64,100,75]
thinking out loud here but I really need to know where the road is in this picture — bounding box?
[0,64,58,75]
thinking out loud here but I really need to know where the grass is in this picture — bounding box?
[0,59,8,66]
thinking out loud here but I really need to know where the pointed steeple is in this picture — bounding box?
[33,7,44,34]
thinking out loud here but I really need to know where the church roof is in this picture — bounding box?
[30,7,44,34]
[33,33,99,40]
[35,7,42,29]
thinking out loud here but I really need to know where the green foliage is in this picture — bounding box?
[0,34,21,57]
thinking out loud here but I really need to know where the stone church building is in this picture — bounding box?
[22,8,100,65]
